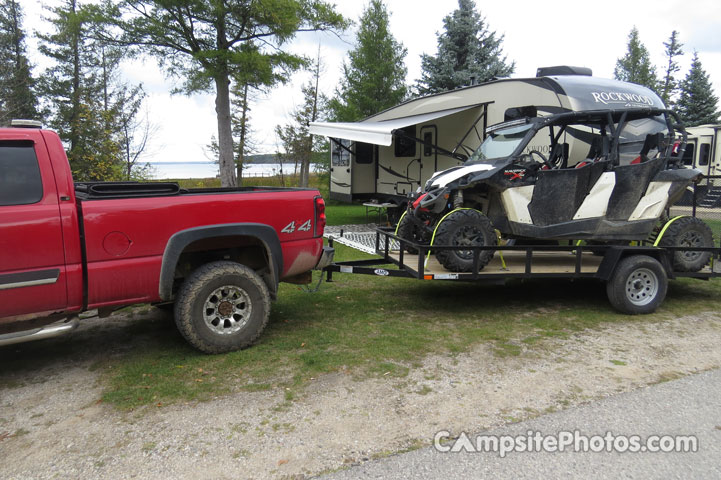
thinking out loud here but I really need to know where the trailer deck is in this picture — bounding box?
[323,225,721,314]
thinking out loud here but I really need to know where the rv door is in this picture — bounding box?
[330,139,352,202]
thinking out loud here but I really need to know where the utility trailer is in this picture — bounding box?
[322,219,721,314]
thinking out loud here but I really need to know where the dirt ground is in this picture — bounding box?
[1,309,720,479]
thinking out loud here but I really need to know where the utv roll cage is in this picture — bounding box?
[399,107,688,170]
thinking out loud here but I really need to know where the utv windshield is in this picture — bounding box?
[466,123,533,164]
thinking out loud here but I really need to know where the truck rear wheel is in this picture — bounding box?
[658,217,714,272]
[434,209,496,272]
[175,261,271,354]
[606,255,667,315]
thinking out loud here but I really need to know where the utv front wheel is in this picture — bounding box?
[175,261,271,354]
[434,210,496,272]
[396,212,431,254]
[658,217,713,272]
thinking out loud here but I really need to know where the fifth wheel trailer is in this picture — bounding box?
[310,67,668,218]
[678,124,721,207]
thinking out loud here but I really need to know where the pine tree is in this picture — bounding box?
[38,0,149,181]
[416,0,514,96]
[0,0,38,124]
[96,0,346,187]
[676,52,720,127]
[328,0,408,122]
[659,31,683,106]
[614,27,658,92]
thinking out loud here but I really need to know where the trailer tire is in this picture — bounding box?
[658,217,713,272]
[396,212,430,255]
[434,210,496,272]
[174,261,271,354]
[606,255,667,315]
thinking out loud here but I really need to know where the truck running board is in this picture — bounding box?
[0,317,79,347]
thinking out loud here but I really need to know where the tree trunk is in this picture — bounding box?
[236,83,249,187]
[215,72,237,187]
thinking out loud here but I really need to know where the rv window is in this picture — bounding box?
[423,132,433,156]
[355,142,374,164]
[682,144,695,166]
[394,126,416,157]
[332,139,351,167]
[0,141,43,206]
[504,106,537,121]
[699,143,710,166]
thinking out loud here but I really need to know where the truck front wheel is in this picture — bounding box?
[175,261,271,354]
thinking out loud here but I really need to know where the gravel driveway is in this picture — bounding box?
[1,309,720,479]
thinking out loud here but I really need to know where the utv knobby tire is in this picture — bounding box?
[175,261,271,354]
[396,213,430,255]
[606,255,667,315]
[658,217,714,272]
[434,210,496,272]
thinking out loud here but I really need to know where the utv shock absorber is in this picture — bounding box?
[453,190,464,209]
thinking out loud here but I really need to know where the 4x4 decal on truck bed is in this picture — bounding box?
[281,220,312,234]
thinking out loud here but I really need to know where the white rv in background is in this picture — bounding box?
[310,66,671,219]
[681,124,721,207]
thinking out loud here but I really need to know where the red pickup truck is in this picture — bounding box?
[0,121,333,353]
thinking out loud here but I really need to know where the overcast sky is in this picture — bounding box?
[20,0,721,163]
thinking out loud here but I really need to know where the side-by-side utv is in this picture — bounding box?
[397,108,714,272]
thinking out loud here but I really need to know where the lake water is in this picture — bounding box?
[149,162,298,179]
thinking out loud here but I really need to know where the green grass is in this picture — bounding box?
[90,241,721,410]
[325,202,368,226]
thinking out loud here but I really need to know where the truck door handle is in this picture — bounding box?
[60,196,71,201]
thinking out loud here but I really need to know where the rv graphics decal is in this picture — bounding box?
[590,91,654,107]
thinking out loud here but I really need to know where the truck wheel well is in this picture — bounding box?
[171,236,275,299]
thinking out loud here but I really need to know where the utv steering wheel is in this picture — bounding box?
[523,150,553,169]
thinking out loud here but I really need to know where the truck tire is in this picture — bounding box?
[658,217,714,272]
[174,261,271,354]
[396,212,430,254]
[606,255,667,315]
[434,210,496,272]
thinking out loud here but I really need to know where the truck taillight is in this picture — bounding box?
[314,196,326,237]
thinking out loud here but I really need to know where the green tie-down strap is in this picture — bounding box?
[424,208,507,270]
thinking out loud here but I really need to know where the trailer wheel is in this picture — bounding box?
[175,261,271,354]
[434,209,496,272]
[658,217,713,272]
[396,212,430,254]
[606,255,667,315]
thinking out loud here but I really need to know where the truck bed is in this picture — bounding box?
[74,181,312,200]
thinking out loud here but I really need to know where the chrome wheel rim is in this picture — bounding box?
[203,286,251,335]
[625,268,659,306]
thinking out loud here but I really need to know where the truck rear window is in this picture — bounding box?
[0,141,43,206]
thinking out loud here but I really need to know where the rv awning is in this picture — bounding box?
[309,105,479,146]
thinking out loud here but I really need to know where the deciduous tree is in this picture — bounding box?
[275,48,326,187]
